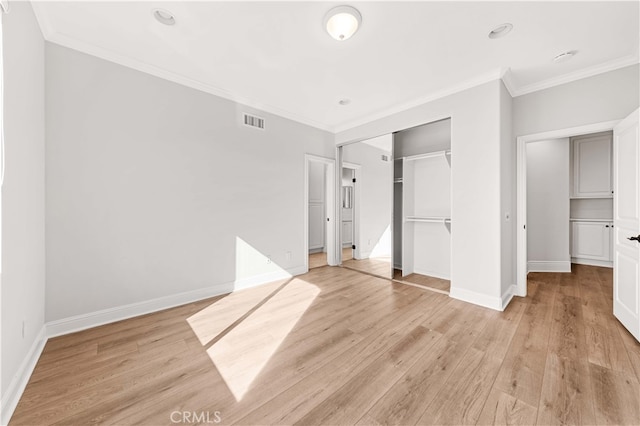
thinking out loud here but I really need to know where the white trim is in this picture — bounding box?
[1,326,47,426]
[571,258,613,268]
[511,54,640,97]
[527,261,572,273]
[334,68,506,133]
[501,68,517,97]
[501,284,517,311]
[516,119,621,298]
[42,33,332,132]
[449,287,504,312]
[47,265,305,338]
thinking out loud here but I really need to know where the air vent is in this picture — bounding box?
[243,113,265,130]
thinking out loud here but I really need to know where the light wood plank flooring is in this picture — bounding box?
[342,256,392,278]
[308,248,352,269]
[394,271,451,293]
[10,264,640,425]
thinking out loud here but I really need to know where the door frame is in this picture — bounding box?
[304,154,337,270]
[516,119,621,296]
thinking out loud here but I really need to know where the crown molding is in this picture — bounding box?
[500,68,517,97]
[30,1,55,39]
[333,68,507,134]
[41,30,333,133]
[510,54,640,97]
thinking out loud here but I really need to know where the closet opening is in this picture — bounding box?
[392,118,452,294]
[335,117,452,294]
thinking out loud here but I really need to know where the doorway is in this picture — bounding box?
[304,154,336,270]
[516,120,620,296]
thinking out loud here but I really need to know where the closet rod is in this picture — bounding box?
[405,216,451,224]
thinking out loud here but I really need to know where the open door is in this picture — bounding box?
[613,108,640,341]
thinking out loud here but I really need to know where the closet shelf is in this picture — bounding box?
[404,150,451,162]
[405,216,451,224]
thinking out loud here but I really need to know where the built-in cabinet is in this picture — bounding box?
[569,132,613,267]
[571,220,613,265]
[571,133,613,198]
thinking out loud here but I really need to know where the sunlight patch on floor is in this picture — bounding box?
[206,279,319,401]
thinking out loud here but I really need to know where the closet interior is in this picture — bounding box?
[392,118,452,293]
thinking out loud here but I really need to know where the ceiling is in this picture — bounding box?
[31,1,639,132]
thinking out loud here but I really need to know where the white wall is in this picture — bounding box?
[45,43,334,323]
[1,1,46,417]
[342,137,393,259]
[526,139,570,270]
[500,81,515,299]
[337,81,505,310]
[394,118,451,157]
[513,64,640,137]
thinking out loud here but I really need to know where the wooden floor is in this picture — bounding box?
[10,264,640,425]
[394,271,451,293]
[342,256,392,278]
[308,248,352,269]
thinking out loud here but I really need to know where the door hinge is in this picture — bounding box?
[352,178,356,183]
[352,244,356,250]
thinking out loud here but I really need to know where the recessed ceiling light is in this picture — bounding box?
[553,50,577,63]
[338,99,351,106]
[324,6,362,41]
[488,23,513,39]
[153,8,176,26]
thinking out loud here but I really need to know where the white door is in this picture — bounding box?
[613,108,640,341]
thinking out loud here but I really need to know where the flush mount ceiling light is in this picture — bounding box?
[554,50,577,63]
[324,6,362,41]
[488,23,513,39]
[153,8,176,26]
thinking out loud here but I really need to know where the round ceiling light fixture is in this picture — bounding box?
[324,6,362,41]
[553,50,577,63]
[153,8,176,26]
[488,23,513,39]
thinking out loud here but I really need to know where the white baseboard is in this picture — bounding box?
[571,258,613,268]
[501,284,517,310]
[413,268,450,281]
[1,325,47,426]
[47,265,306,338]
[449,287,503,311]
[527,261,572,273]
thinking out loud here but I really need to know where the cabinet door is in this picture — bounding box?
[573,135,612,198]
[572,222,610,261]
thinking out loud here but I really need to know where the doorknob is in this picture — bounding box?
[628,235,640,242]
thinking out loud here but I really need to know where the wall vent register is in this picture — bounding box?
[243,113,265,130]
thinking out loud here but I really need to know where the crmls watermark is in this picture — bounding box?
[170,411,222,424]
